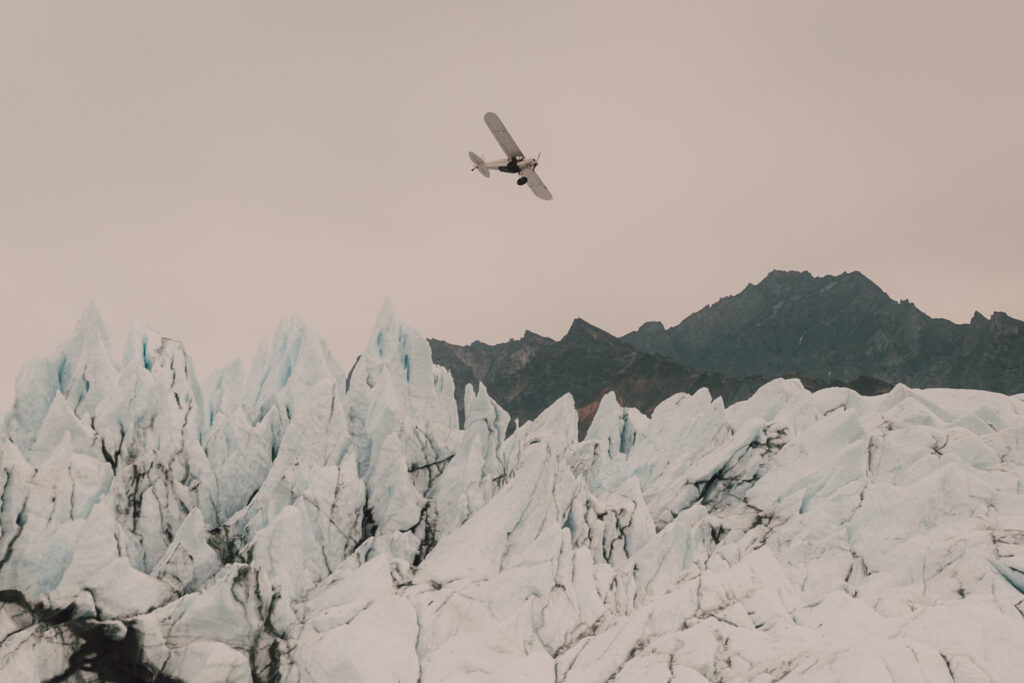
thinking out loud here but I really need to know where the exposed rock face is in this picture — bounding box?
[428,330,555,420]
[3,305,1024,682]
[623,270,1024,393]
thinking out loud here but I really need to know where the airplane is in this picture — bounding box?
[469,112,552,200]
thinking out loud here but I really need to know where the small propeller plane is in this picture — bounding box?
[469,112,552,200]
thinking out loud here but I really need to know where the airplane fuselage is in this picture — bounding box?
[486,156,538,174]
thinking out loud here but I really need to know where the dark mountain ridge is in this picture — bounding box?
[622,270,1024,394]
[429,315,888,434]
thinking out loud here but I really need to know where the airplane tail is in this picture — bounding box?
[469,151,490,177]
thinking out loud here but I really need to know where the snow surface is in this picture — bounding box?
[3,304,1024,681]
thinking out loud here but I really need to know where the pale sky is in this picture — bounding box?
[2,1,1023,408]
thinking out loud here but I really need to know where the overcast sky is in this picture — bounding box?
[2,1,1023,408]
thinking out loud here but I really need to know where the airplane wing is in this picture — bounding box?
[520,167,553,200]
[484,112,524,159]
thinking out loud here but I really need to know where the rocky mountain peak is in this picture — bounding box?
[637,320,666,332]
[519,330,553,344]
[622,270,1024,394]
[562,317,619,345]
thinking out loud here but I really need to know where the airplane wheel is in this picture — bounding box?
[517,177,528,186]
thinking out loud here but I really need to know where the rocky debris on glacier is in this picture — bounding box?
[2,304,1024,682]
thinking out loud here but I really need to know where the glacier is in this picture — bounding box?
[2,303,1024,682]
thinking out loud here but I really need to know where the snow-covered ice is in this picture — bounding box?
[3,304,1024,682]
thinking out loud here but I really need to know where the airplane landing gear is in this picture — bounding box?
[517,176,528,186]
